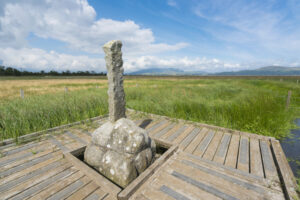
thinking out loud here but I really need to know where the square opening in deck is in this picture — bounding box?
[66,140,178,200]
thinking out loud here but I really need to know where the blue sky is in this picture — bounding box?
[0,0,300,72]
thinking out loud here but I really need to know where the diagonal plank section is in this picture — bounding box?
[213,133,231,164]
[237,136,249,172]
[193,130,215,157]
[159,185,191,200]
[171,171,239,200]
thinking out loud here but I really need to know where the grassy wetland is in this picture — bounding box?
[0,76,299,141]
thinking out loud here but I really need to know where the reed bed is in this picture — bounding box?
[0,77,299,140]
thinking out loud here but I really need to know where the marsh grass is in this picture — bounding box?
[0,77,299,140]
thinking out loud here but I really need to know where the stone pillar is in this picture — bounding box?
[103,40,126,122]
[84,40,156,188]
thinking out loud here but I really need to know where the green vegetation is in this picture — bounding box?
[0,77,299,140]
[0,88,108,140]
[0,66,106,76]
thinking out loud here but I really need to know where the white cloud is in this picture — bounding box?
[0,0,299,73]
[0,0,187,55]
[193,0,300,55]
[124,56,242,73]
[1,47,297,73]
[0,47,244,73]
[0,48,105,72]
[167,0,178,8]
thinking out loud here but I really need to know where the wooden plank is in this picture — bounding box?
[47,176,90,200]
[78,129,92,137]
[160,124,182,140]
[130,194,149,200]
[0,151,42,168]
[146,120,168,133]
[149,121,171,137]
[184,128,207,153]
[118,145,178,200]
[159,185,191,200]
[237,136,249,172]
[141,185,175,200]
[176,154,283,195]
[203,131,223,161]
[28,171,85,200]
[0,160,66,193]
[49,135,70,153]
[250,138,264,177]
[66,181,99,200]
[72,129,92,143]
[0,140,52,163]
[0,147,56,172]
[0,151,63,186]
[0,143,16,151]
[153,123,176,138]
[166,125,188,142]
[260,140,277,179]
[270,140,298,200]
[85,188,108,200]
[103,194,118,200]
[179,159,267,196]
[224,134,240,169]
[193,130,215,157]
[64,152,121,196]
[9,167,76,200]
[0,142,38,156]
[0,150,57,178]
[178,153,266,185]
[85,193,101,200]
[170,161,268,200]
[64,140,84,152]
[0,162,72,200]
[179,128,201,149]
[172,126,195,145]
[143,120,160,131]
[213,133,231,164]
[171,169,240,200]
[155,169,222,200]
[65,131,88,145]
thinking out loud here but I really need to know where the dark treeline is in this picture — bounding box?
[0,66,106,76]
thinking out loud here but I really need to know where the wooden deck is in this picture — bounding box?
[0,111,298,200]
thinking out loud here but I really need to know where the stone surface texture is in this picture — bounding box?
[103,40,126,122]
[84,118,156,188]
[84,40,156,188]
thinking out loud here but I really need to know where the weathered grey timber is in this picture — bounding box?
[65,131,87,145]
[47,179,85,200]
[160,185,190,200]
[0,153,54,178]
[103,40,126,122]
[180,128,200,148]
[0,110,297,199]
[171,171,239,200]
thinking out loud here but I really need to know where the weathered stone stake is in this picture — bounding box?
[84,40,156,188]
[20,89,24,99]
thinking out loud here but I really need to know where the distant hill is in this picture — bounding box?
[213,66,300,76]
[127,68,206,75]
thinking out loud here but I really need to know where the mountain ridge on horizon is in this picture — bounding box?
[128,66,300,76]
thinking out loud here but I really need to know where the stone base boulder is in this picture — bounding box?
[84,118,156,188]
